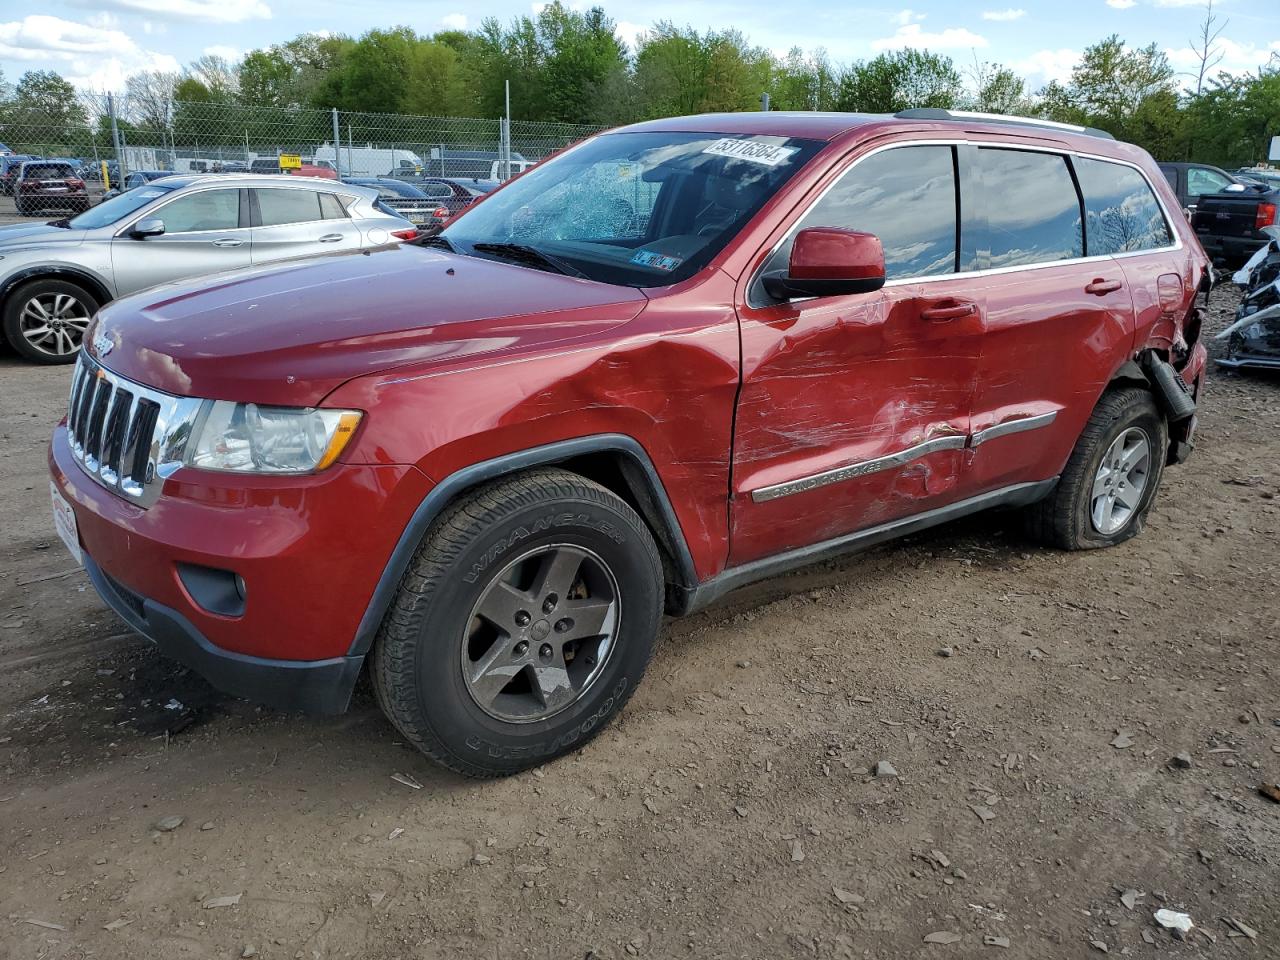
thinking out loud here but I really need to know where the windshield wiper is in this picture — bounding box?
[470,242,588,279]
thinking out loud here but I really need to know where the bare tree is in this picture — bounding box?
[1189,0,1228,95]
[126,70,180,133]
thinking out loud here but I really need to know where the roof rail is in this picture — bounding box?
[894,108,1116,141]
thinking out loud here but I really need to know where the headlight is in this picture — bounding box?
[185,401,362,474]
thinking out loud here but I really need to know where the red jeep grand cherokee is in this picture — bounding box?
[50,110,1209,776]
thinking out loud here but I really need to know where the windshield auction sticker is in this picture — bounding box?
[631,250,683,271]
[702,138,799,167]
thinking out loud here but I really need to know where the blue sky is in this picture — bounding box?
[1,0,1277,96]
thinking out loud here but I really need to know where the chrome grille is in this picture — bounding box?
[66,353,201,507]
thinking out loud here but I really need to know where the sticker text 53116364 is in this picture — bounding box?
[702,138,799,167]
[631,250,683,272]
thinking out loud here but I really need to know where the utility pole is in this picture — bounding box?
[502,80,512,181]
[331,108,342,178]
[107,92,126,179]
[760,92,771,111]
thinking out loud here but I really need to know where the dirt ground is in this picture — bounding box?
[0,260,1276,958]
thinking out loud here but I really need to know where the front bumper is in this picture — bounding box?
[84,552,363,714]
[50,423,433,713]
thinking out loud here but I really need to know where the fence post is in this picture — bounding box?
[331,108,342,177]
[107,92,127,179]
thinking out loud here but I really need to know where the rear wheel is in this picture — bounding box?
[372,469,663,777]
[1024,387,1168,550]
[2,278,99,364]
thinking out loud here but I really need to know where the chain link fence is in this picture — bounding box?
[0,94,608,185]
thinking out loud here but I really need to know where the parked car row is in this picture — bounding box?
[1158,160,1279,266]
[341,176,497,229]
[0,175,419,362]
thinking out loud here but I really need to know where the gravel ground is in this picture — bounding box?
[0,264,1276,959]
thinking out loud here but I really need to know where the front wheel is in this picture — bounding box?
[2,278,100,364]
[372,469,664,777]
[1024,387,1168,550]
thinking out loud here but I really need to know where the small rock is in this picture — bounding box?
[103,918,132,932]
[643,798,658,815]
[1141,929,1156,945]
[937,647,954,658]
[153,815,184,832]
[736,660,751,668]
[1089,939,1109,953]
[790,839,805,863]
[200,821,215,831]
[1197,849,1212,865]
[874,761,898,778]
[1110,731,1134,749]
[1225,918,1258,940]
[923,931,962,944]
[984,936,1010,948]
[1119,889,1141,910]
[1168,753,1193,769]
[241,947,258,958]
[733,805,747,818]
[832,886,864,905]
[201,893,242,909]
[970,804,995,824]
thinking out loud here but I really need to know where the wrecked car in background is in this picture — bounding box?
[1217,225,1280,371]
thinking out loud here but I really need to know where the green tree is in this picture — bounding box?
[10,71,88,130]
[634,23,769,117]
[835,49,963,112]
[965,60,1027,114]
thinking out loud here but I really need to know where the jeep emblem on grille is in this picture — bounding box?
[91,330,113,357]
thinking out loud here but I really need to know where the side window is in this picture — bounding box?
[980,148,1082,267]
[152,190,240,233]
[256,189,324,226]
[420,183,453,199]
[1186,166,1231,197]
[318,193,348,220]
[765,144,958,284]
[1074,158,1172,255]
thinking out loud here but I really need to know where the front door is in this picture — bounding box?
[111,187,250,296]
[730,143,984,566]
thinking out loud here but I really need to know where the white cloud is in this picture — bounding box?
[0,15,180,89]
[615,20,645,51]
[142,20,167,35]
[1165,37,1280,79]
[892,9,927,26]
[202,44,240,61]
[1153,0,1203,6]
[83,0,271,24]
[1106,0,1136,8]
[440,13,468,30]
[982,8,1026,21]
[1014,48,1080,86]
[87,11,120,29]
[872,23,989,51]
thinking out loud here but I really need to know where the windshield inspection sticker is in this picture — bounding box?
[702,138,799,167]
[631,249,683,271]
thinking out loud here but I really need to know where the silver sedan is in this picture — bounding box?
[0,175,417,363]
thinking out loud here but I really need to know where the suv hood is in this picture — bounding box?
[0,221,85,248]
[87,244,649,406]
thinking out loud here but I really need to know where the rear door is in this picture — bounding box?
[730,142,983,565]
[249,187,362,264]
[1074,157,1187,355]
[964,146,1135,494]
[110,187,251,295]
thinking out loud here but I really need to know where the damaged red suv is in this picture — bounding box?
[50,110,1209,776]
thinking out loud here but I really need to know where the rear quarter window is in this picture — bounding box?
[1073,158,1172,255]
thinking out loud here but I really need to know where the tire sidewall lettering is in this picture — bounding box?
[462,508,626,584]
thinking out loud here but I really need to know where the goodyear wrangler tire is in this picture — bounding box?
[372,468,663,777]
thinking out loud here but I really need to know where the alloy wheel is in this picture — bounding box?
[19,292,91,358]
[1090,427,1151,535]
[461,543,620,723]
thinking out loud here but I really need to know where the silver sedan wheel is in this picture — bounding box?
[461,543,620,724]
[19,292,91,357]
[1090,427,1151,535]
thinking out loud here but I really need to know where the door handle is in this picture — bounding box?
[920,302,976,322]
[1085,278,1123,295]
[318,233,344,243]
[210,238,243,248]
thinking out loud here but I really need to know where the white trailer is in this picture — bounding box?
[313,144,424,178]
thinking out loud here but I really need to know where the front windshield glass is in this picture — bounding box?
[441,131,823,287]
[67,183,179,229]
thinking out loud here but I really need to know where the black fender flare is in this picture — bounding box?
[0,266,112,312]
[347,434,698,657]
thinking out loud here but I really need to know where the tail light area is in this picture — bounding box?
[432,206,451,221]
[391,228,419,241]
[1257,202,1277,232]
[68,178,85,190]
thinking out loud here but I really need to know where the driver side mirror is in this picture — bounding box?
[131,217,165,238]
[763,227,886,301]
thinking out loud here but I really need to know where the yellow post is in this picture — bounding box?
[101,160,110,191]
